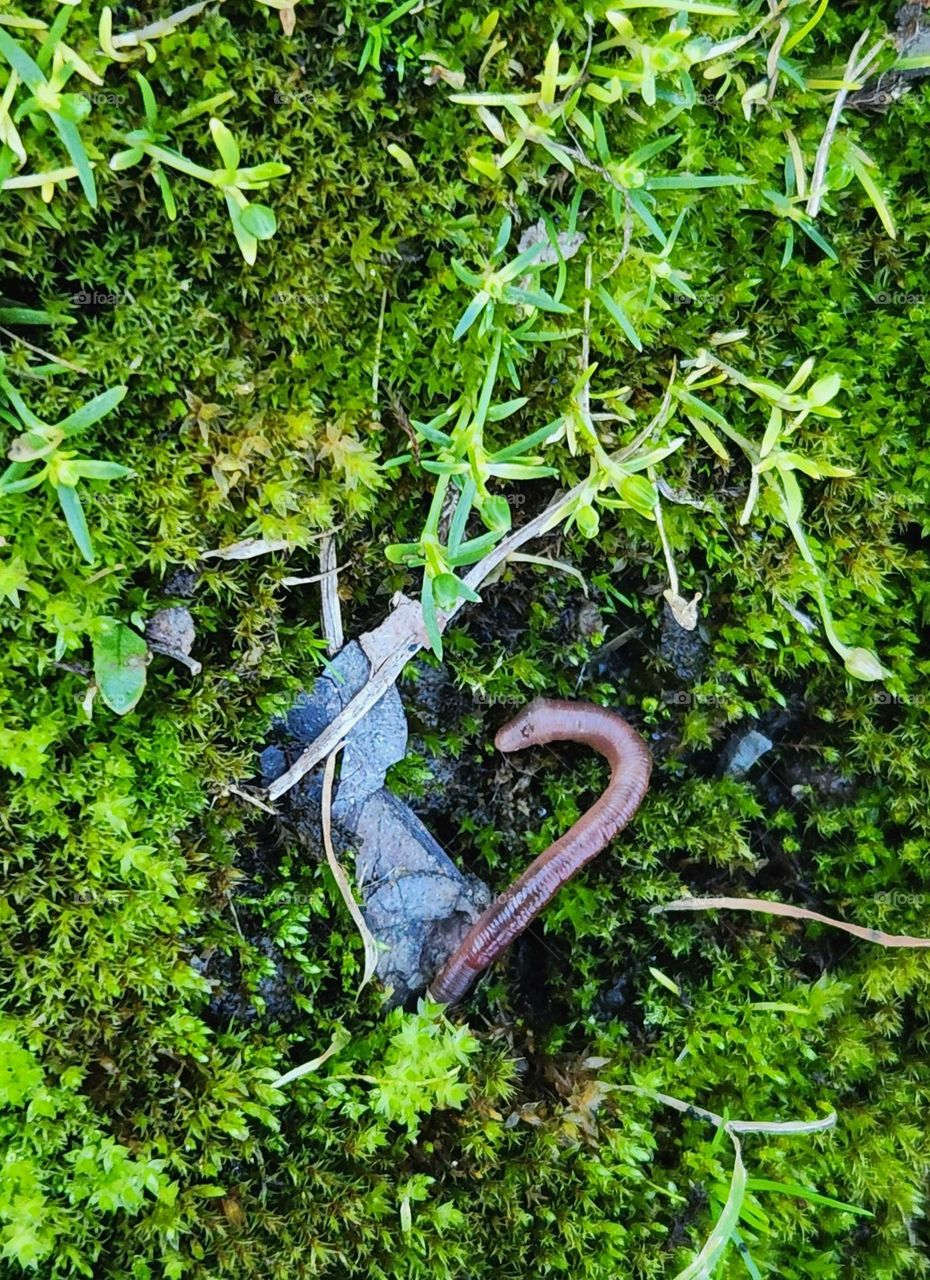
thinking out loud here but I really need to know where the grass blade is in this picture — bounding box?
[55,483,94,562]
[596,284,643,351]
[672,1130,747,1280]
[321,741,380,993]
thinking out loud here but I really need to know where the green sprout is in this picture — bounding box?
[676,351,885,680]
[0,13,98,205]
[110,77,288,264]
[450,215,572,341]
[357,0,421,77]
[0,364,129,564]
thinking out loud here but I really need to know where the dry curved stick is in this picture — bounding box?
[428,698,652,1005]
[321,741,379,992]
[652,896,930,948]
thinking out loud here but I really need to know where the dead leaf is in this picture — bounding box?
[202,537,293,561]
[517,219,585,265]
[145,607,202,675]
[652,895,930,948]
[663,588,702,632]
[321,742,380,993]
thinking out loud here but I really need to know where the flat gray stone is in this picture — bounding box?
[278,641,408,818]
[259,641,489,1002]
[349,787,490,1003]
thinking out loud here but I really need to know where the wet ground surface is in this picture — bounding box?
[203,543,867,1033]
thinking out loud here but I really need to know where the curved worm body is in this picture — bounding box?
[428,697,652,1005]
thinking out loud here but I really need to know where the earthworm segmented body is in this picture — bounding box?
[428,697,652,1005]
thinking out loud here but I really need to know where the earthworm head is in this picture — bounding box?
[494,696,549,753]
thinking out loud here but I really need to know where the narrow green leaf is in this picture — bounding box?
[672,1132,747,1280]
[421,460,469,476]
[612,1,738,12]
[453,291,490,341]
[109,147,145,172]
[685,413,730,461]
[0,26,45,92]
[414,422,453,447]
[491,417,561,461]
[597,285,643,350]
[420,573,443,658]
[384,541,422,564]
[0,469,46,495]
[628,133,680,166]
[847,145,896,240]
[783,0,830,52]
[155,167,177,220]
[795,217,838,262]
[55,483,94,562]
[485,396,529,422]
[745,1179,873,1216]
[0,305,52,325]
[486,462,557,480]
[70,459,133,481]
[448,477,476,554]
[778,469,804,524]
[627,191,666,247]
[647,174,753,190]
[501,286,572,313]
[674,387,730,429]
[224,191,258,265]
[492,214,512,257]
[49,113,96,207]
[209,117,240,168]
[58,386,127,435]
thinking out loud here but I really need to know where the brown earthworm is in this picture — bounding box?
[428,697,652,1005]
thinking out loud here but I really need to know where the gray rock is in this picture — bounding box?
[279,642,408,818]
[145,606,201,675]
[720,729,774,779]
[260,640,489,1003]
[348,787,490,1003]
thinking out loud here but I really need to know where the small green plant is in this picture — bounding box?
[0,10,100,205]
[386,329,566,654]
[111,77,289,263]
[675,350,884,678]
[352,1001,480,1138]
[356,0,421,77]
[90,617,150,715]
[0,364,129,564]
[107,71,233,222]
[588,3,739,109]
[450,214,572,341]
[552,363,684,540]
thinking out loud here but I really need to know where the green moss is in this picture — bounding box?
[2,1,930,1276]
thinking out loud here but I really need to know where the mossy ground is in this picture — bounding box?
[2,2,930,1277]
